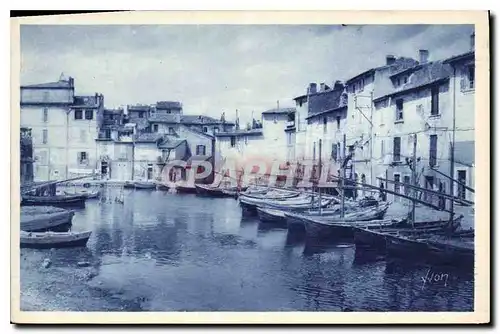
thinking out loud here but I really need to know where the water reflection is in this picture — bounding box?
[23,188,474,311]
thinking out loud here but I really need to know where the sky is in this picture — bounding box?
[20,24,473,124]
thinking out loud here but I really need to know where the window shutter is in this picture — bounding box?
[460,68,467,91]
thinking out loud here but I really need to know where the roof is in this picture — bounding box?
[181,125,215,138]
[148,114,179,123]
[134,133,164,143]
[261,107,296,115]
[214,128,263,137]
[306,105,347,120]
[21,79,74,89]
[346,57,419,84]
[443,51,475,65]
[127,104,151,111]
[373,60,453,102]
[158,138,186,149]
[180,115,231,125]
[104,108,124,114]
[73,95,101,108]
[454,141,475,166]
[156,101,182,109]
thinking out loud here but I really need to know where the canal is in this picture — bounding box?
[20,187,474,311]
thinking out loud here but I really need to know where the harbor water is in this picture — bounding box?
[20,187,474,311]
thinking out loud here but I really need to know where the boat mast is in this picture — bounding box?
[411,133,417,228]
[449,66,457,224]
[341,134,346,218]
[319,139,322,214]
[311,141,316,206]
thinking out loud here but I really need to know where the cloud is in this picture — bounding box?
[20,24,474,124]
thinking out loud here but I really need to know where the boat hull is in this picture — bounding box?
[175,185,198,194]
[285,213,306,233]
[134,182,157,189]
[21,195,86,208]
[20,231,91,249]
[257,207,286,225]
[195,184,227,197]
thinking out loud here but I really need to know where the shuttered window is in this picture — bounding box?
[393,137,401,162]
[431,86,439,115]
[429,135,438,167]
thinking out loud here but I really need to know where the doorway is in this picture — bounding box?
[101,161,108,178]
[424,176,434,203]
[457,170,467,199]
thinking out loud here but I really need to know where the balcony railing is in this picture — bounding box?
[286,120,295,128]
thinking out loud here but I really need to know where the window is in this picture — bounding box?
[431,86,439,116]
[153,124,159,132]
[74,109,83,120]
[78,152,88,165]
[323,117,327,133]
[203,126,208,133]
[403,175,411,195]
[214,127,219,133]
[396,78,401,86]
[467,65,475,89]
[42,108,48,122]
[424,176,434,202]
[394,174,401,195]
[380,139,385,157]
[166,109,171,114]
[168,127,174,134]
[404,76,408,84]
[393,137,401,162]
[429,134,438,167]
[395,99,404,121]
[85,109,93,120]
[457,170,467,199]
[42,129,48,144]
[336,116,341,129]
[331,143,338,161]
[105,128,111,139]
[230,136,236,147]
[196,145,206,155]
[139,112,144,118]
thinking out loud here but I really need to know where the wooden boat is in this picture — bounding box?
[175,184,198,194]
[134,181,157,189]
[64,189,100,199]
[257,207,287,224]
[157,183,170,191]
[21,194,86,208]
[123,181,135,189]
[195,184,248,198]
[21,207,74,232]
[302,203,391,239]
[353,215,463,252]
[424,235,474,266]
[239,191,304,212]
[20,230,92,249]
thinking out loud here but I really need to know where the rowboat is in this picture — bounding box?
[239,191,304,213]
[353,215,464,251]
[20,230,92,249]
[134,181,157,189]
[195,184,249,198]
[21,194,86,208]
[123,181,136,189]
[156,183,170,191]
[175,184,198,194]
[21,206,74,232]
[64,189,100,199]
[256,207,287,224]
[302,203,391,239]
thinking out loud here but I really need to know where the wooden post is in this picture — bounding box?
[411,133,417,228]
[341,134,346,218]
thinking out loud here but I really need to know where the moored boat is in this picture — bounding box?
[257,207,287,224]
[20,230,92,249]
[156,183,170,191]
[353,215,463,251]
[134,181,157,189]
[302,203,391,239]
[64,189,100,199]
[21,194,86,208]
[21,206,75,232]
[175,184,198,194]
[123,181,135,189]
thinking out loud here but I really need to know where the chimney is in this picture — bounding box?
[319,83,326,92]
[68,77,74,87]
[333,80,344,91]
[470,32,475,51]
[386,55,396,65]
[419,49,429,64]
[308,83,317,95]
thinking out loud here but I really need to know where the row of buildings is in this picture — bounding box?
[20,33,475,205]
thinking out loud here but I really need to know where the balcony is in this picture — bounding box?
[286,120,295,129]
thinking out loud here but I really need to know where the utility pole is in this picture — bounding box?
[411,133,417,228]
[341,134,346,218]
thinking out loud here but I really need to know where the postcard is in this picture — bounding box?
[11,10,490,324]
